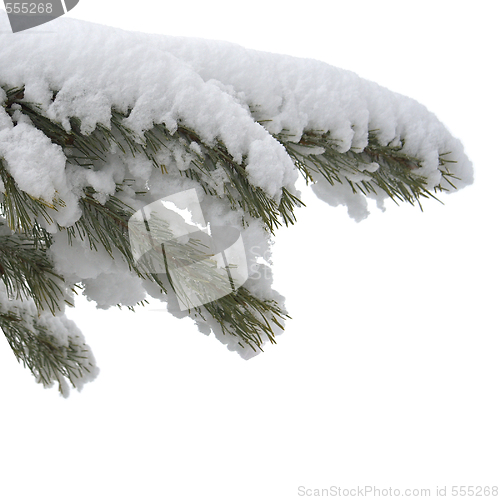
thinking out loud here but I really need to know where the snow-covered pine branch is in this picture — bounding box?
[0,12,473,394]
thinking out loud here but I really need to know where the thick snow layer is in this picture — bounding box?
[0,12,472,199]
[0,12,473,362]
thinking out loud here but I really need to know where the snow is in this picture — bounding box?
[0,121,67,201]
[0,12,473,369]
[0,12,472,197]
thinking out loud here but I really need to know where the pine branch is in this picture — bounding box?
[74,192,288,352]
[129,206,288,351]
[1,85,296,354]
[0,222,68,314]
[202,286,288,353]
[135,210,288,350]
[3,87,301,233]
[0,79,466,393]
[0,301,96,396]
[0,159,60,245]
[4,84,459,232]
[67,187,135,261]
[276,129,455,209]
[107,112,301,232]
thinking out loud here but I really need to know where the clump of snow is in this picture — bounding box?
[0,121,66,201]
[82,272,146,309]
[48,232,116,280]
[0,12,473,363]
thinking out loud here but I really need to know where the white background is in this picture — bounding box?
[1,1,499,499]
